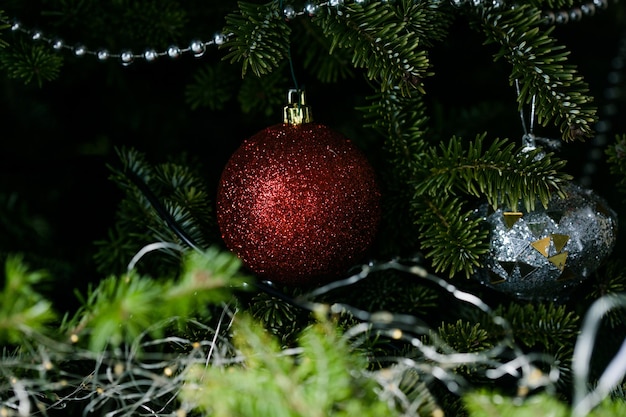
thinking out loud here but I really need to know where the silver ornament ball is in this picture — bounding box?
[474,182,618,301]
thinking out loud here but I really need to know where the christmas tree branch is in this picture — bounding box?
[413,134,572,211]
[313,0,448,94]
[470,3,597,140]
[222,1,290,77]
[413,194,489,277]
[94,147,216,276]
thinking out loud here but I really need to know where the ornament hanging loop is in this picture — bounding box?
[515,79,538,152]
[515,79,561,152]
[284,89,313,125]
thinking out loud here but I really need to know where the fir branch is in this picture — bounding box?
[0,11,8,48]
[313,0,446,94]
[185,61,238,110]
[585,260,626,328]
[180,313,402,417]
[495,303,580,352]
[463,389,626,417]
[68,247,244,352]
[359,90,430,255]
[470,4,597,140]
[0,255,57,344]
[463,390,569,417]
[295,19,354,83]
[222,1,290,77]
[413,195,489,278]
[0,40,63,87]
[436,319,493,354]
[94,147,216,276]
[413,134,572,211]
[237,63,287,116]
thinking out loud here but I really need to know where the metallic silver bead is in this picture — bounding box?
[52,39,64,50]
[329,0,344,6]
[593,0,608,9]
[569,8,583,21]
[32,31,42,41]
[11,21,20,31]
[167,46,181,58]
[74,44,86,56]
[305,2,319,14]
[354,0,368,5]
[283,4,296,19]
[543,11,556,24]
[97,49,109,61]
[214,33,225,46]
[121,50,134,66]
[190,40,206,57]
[144,49,158,62]
[581,3,596,15]
[555,10,569,24]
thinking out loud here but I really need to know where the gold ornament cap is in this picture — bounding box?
[283,89,313,125]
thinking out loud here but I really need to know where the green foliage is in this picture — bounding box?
[495,302,580,351]
[0,40,63,87]
[414,135,571,212]
[585,260,626,328]
[294,20,354,84]
[414,194,489,277]
[0,12,7,48]
[469,3,597,140]
[436,319,493,354]
[0,255,57,344]
[360,90,430,256]
[463,389,626,417]
[463,390,569,417]
[238,64,287,116]
[165,247,246,318]
[185,61,238,110]
[410,134,573,277]
[94,147,216,276]
[223,1,291,77]
[249,291,306,345]
[344,269,440,316]
[67,247,245,352]
[116,0,189,47]
[180,313,401,417]
[606,134,626,200]
[313,0,450,94]
[71,272,164,352]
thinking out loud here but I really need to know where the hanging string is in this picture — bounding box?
[280,0,301,91]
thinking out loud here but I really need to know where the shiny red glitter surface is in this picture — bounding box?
[216,123,381,286]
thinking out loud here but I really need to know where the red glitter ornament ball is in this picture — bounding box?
[216,123,381,286]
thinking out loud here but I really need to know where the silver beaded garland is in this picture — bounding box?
[0,0,619,67]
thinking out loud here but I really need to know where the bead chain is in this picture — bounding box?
[0,1,350,66]
[0,0,616,66]
[579,28,626,187]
